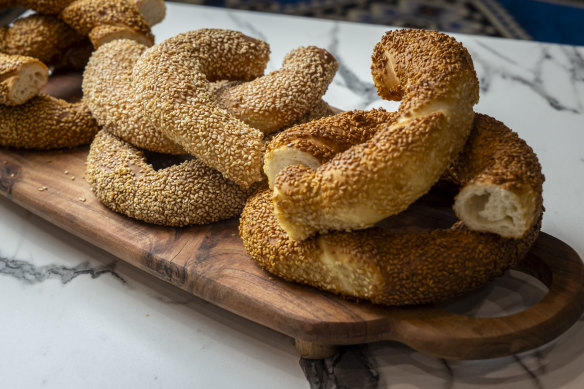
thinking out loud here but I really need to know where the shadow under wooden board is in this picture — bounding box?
[2,74,584,361]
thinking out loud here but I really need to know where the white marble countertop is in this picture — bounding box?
[2,2,584,388]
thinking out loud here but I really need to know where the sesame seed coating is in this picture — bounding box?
[240,186,540,306]
[83,39,184,154]
[131,28,271,188]
[267,29,480,240]
[83,38,336,159]
[243,111,545,304]
[216,46,338,134]
[446,114,545,238]
[86,130,256,227]
[0,94,99,149]
[82,40,333,225]
[0,13,83,64]
[0,53,48,105]
[0,0,74,14]
[59,0,154,43]
[371,28,480,113]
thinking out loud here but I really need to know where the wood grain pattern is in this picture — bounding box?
[2,76,583,360]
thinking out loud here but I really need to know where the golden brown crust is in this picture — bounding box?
[59,0,154,42]
[371,28,480,111]
[0,13,84,64]
[86,130,256,227]
[132,28,271,188]
[239,187,540,306]
[445,114,545,238]
[0,53,48,105]
[267,29,480,240]
[83,39,184,154]
[0,94,99,149]
[216,46,338,134]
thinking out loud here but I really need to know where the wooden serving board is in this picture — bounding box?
[3,144,584,360]
[2,75,584,360]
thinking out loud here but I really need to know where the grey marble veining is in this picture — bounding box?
[326,23,380,109]
[300,346,379,389]
[0,255,125,285]
[513,355,546,389]
[469,40,584,115]
[226,10,270,51]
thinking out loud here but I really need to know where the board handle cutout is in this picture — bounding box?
[388,232,584,360]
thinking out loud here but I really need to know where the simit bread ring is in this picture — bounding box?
[215,46,338,134]
[0,53,48,105]
[264,29,480,240]
[240,114,544,305]
[83,100,334,226]
[0,94,99,149]
[59,0,155,46]
[0,13,84,64]
[85,130,255,227]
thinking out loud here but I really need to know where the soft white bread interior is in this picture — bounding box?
[0,56,48,106]
[454,183,537,238]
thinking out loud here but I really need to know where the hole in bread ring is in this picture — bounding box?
[85,130,256,227]
[264,29,480,240]
[241,114,544,306]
